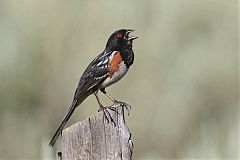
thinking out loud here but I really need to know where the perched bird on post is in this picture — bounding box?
[49,29,137,146]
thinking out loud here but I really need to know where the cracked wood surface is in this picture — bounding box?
[61,103,133,160]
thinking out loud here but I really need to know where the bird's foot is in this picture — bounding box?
[98,105,117,126]
[113,101,131,116]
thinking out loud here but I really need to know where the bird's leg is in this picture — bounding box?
[100,88,131,115]
[94,91,116,126]
[94,91,104,108]
[100,88,120,114]
[100,88,118,103]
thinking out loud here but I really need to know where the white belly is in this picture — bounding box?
[101,62,128,88]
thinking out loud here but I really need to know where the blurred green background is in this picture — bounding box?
[0,0,238,159]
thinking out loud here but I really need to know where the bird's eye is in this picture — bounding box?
[116,33,122,38]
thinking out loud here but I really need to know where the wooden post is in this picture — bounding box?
[60,103,133,160]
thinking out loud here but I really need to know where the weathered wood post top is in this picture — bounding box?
[59,103,133,160]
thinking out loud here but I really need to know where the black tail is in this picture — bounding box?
[49,99,78,147]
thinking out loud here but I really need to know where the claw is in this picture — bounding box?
[123,103,131,116]
[114,101,131,116]
[103,110,109,123]
[98,106,116,126]
[108,106,120,115]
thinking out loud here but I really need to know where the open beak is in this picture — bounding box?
[128,36,138,41]
[126,29,138,41]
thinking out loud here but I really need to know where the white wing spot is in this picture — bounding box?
[96,61,103,66]
[94,74,107,80]
[103,58,108,64]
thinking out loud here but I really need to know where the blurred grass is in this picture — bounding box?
[0,0,238,159]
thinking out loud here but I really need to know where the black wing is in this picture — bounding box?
[74,51,112,98]
[49,51,113,146]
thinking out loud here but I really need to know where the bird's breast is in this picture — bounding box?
[100,61,128,88]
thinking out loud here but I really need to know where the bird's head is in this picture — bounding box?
[106,29,138,50]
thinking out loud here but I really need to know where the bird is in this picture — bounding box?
[49,29,137,147]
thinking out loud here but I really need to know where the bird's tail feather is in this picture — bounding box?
[48,99,77,146]
[49,94,87,147]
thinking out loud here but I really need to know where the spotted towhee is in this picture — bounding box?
[49,29,137,146]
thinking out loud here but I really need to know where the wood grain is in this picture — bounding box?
[61,103,133,160]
